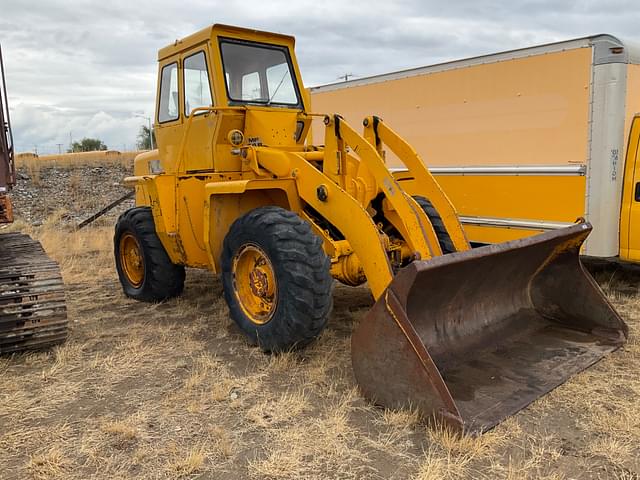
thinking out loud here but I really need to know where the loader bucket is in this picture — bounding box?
[351,222,627,434]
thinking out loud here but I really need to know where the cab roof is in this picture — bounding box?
[158,24,296,61]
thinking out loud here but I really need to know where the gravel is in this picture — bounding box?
[9,164,135,226]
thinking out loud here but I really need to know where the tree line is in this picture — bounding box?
[68,126,155,153]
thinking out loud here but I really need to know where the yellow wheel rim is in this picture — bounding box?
[232,244,277,325]
[120,232,144,288]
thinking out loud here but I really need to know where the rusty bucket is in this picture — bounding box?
[351,222,627,433]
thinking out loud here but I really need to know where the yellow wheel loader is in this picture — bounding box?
[115,25,628,433]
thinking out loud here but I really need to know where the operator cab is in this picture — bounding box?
[151,24,311,175]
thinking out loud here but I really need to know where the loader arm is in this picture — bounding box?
[277,115,468,300]
[253,115,483,299]
[322,115,439,263]
[363,116,469,252]
[287,152,394,297]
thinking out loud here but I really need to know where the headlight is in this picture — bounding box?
[227,129,244,146]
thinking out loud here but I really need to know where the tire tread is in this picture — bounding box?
[114,207,185,302]
[221,206,333,351]
[413,196,456,254]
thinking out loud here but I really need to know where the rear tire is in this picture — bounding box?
[221,206,333,352]
[413,196,456,254]
[114,207,185,302]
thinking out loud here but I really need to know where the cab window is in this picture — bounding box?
[158,62,179,123]
[183,51,213,116]
[219,38,301,108]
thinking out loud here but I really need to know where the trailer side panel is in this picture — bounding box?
[312,47,592,168]
[312,47,592,246]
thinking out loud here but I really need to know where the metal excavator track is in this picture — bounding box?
[0,232,67,354]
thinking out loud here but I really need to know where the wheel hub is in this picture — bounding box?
[232,244,277,324]
[120,232,144,288]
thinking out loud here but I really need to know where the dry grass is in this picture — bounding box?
[165,445,207,477]
[15,150,138,185]
[16,150,140,168]
[0,224,639,479]
[28,447,71,480]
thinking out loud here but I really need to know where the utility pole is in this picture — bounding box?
[337,73,355,82]
[56,143,63,154]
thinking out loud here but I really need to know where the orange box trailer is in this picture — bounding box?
[310,35,640,262]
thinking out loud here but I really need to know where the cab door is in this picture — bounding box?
[181,46,216,172]
[620,115,640,260]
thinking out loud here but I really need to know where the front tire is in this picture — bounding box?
[413,196,456,254]
[114,207,185,302]
[221,206,333,352]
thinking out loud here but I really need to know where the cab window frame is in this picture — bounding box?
[157,61,180,124]
[182,49,214,117]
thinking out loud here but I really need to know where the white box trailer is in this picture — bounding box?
[310,35,640,261]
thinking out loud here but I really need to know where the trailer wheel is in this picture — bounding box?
[413,196,456,254]
[221,206,333,352]
[114,207,185,301]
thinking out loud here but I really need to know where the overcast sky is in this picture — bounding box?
[1,0,639,153]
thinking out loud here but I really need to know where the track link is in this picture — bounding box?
[0,232,67,354]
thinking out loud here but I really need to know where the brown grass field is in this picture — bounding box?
[15,151,140,168]
[14,151,140,187]
[1,213,640,478]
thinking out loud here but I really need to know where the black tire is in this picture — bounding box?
[221,206,333,352]
[114,207,185,302]
[413,196,456,254]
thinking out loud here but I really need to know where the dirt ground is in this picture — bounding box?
[1,170,640,478]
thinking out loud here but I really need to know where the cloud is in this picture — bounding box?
[1,0,638,153]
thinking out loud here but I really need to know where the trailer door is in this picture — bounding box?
[620,116,640,260]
